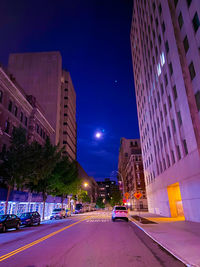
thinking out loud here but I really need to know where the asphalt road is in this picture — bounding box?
[0,211,185,267]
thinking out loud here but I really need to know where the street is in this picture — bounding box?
[0,211,184,267]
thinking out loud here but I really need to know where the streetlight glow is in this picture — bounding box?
[84,182,88,188]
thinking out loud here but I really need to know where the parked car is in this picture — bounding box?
[50,208,66,219]
[112,206,129,222]
[0,214,21,232]
[66,209,71,217]
[20,212,40,226]
[74,204,83,214]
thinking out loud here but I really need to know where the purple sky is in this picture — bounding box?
[0,0,139,181]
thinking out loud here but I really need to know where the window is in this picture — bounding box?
[5,120,10,134]
[158,3,162,15]
[156,18,159,28]
[171,150,175,164]
[189,62,196,80]
[14,106,18,117]
[162,22,166,33]
[186,0,192,7]
[164,104,167,115]
[176,145,181,160]
[167,154,171,167]
[0,90,3,103]
[64,113,67,117]
[172,119,176,133]
[63,122,67,125]
[63,131,67,135]
[195,91,200,111]
[161,83,164,95]
[25,117,28,126]
[20,112,23,122]
[192,12,200,33]
[158,35,161,45]
[63,140,67,144]
[40,128,43,137]
[177,111,182,125]
[164,74,168,86]
[163,132,167,144]
[152,2,156,11]
[64,88,68,91]
[178,12,183,29]
[168,95,172,108]
[183,139,188,155]
[64,105,67,108]
[169,62,173,76]
[174,0,178,7]
[167,126,171,138]
[173,85,178,100]
[8,100,12,112]
[36,124,39,133]
[165,41,169,54]
[183,36,189,53]
[64,96,68,100]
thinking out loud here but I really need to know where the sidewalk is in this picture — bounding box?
[129,211,200,267]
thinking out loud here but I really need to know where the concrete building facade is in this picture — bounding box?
[8,51,77,160]
[0,66,54,152]
[130,0,200,221]
[118,138,147,210]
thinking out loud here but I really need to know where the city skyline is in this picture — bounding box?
[0,0,138,180]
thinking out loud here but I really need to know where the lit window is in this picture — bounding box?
[160,52,165,66]
[157,63,161,76]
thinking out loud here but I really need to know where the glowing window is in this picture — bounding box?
[160,52,165,66]
[157,63,161,76]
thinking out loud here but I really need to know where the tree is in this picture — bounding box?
[96,198,105,209]
[27,138,62,219]
[110,189,123,207]
[0,127,29,213]
[49,157,79,207]
[78,190,90,203]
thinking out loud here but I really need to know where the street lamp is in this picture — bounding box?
[84,182,89,188]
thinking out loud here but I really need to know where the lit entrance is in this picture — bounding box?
[167,182,185,219]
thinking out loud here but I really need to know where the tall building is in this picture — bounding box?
[130,0,200,221]
[0,66,54,152]
[97,178,119,200]
[8,51,77,160]
[118,138,147,210]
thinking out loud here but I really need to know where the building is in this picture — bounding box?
[8,51,77,161]
[77,163,99,203]
[97,178,119,201]
[118,138,147,210]
[130,0,200,221]
[0,66,54,152]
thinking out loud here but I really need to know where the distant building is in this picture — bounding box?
[8,51,77,160]
[0,66,54,152]
[131,1,200,221]
[97,178,119,200]
[118,138,147,210]
[77,163,99,203]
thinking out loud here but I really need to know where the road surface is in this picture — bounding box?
[0,211,184,267]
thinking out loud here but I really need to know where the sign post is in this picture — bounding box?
[134,191,143,221]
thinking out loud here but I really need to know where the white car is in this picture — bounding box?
[112,206,128,222]
[50,208,66,219]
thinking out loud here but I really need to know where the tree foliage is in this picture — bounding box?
[0,126,79,216]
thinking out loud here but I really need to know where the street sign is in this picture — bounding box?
[134,191,142,200]
[124,192,130,199]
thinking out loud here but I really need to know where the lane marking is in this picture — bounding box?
[0,217,89,262]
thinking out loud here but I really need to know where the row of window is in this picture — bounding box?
[7,98,28,126]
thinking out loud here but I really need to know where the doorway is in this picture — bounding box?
[167,182,185,218]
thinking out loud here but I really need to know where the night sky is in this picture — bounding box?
[0,0,139,181]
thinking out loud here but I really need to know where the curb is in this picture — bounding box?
[129,217,193,267]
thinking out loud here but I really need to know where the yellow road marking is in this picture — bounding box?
[0,217,89,262]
